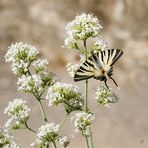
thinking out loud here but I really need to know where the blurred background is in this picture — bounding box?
[0,0,148,147]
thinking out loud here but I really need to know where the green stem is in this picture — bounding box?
[84,40,88,112]
[27,69,48,123]
[88,127,94,148]
[37,99,48,123]
[83,40,94,148]
[52,141,57,148]
[85,134,89,148]
[25,122,37,134]
[59,113,68,132]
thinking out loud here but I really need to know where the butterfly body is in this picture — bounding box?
[74,49,123,89]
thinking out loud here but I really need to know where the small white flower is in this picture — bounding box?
[95,86,118,107]
[4,118,13,129]
[58,136,70,147]
[5,42,39,63]
[32,123,59,147]
[11,60,28,75]
[65,13,102,41]
[92,39,108,53]
[46,82,83,113]
[4,99,30,121]
[71,112,95,134]
[66,63,79,77]
[0,126,20,148]
[64,36,79,50]
[17,74,43,93]
[33,59,49,73]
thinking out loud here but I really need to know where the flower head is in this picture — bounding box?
[46,82,83,114]
[17,74,43,93]
[11,60,28,76]
[32,123,59,147]
[33,59,49,73]
[4,99,30,120]
[66,63,79,78]
[58,136,70,147]
[95,86,118,107]
[64,36,79,50]
[65,13,102,41]
[0,127,20,148]
[92,39,108,53]
[40,72,56,88]
[71,112,95,134]
[4,119,23,131]
[5,42,39,63]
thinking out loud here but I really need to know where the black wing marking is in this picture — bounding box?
[74,53,102,81]
[74,49,123,82]
[93,49,123,71]
[108,49,123,66]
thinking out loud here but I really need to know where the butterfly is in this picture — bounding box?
[74,49,123,89]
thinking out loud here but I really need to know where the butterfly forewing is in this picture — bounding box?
[74,53,103,81]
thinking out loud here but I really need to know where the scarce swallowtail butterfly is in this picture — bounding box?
[74,49,123,89]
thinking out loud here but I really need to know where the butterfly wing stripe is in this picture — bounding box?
[107,50,110,63]
[74,61,95,82]
[77,69,93,75]
[107,49,117,66]
[103,50,108,65]
[85,60,94,68]
[111,49,123,66]
[98,52,104,67]
[74,75,93,81]
[112,49,120,60]
[91,53,102,69]
[79,66,92,72]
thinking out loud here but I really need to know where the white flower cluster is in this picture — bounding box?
[11,60,28,75]
[17,74,42,93]
[5,42,39,75]
[33,123,59,147]
[71,112,95,133]
[4,99,30,130]
[95,86,118,107]
[46,82,83,113]
[0,127,20,148]
[66,13,102,40]
[66,63,79,78]
[33,59,49,73]
[58,136,70,147]
[64,13,102,50]
[92,39,108,53]
[5,42,39,63]
[64,37,78,50]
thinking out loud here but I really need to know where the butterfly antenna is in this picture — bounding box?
[110,77,119,88]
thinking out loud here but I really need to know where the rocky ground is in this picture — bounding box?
[0,0,148,147]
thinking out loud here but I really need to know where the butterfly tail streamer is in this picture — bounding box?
[110,77,119,88]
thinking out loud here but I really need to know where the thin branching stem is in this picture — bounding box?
[84,40,94,148]
[37,99,48,123]
[52,141,57,148]
[59,113,68,132]
[27,69,49,123]
[25,121,37,134]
